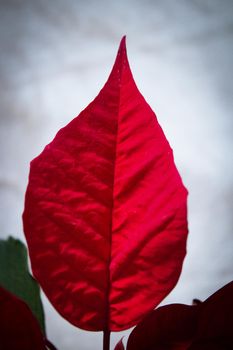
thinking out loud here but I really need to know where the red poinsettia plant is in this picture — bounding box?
[0,37,231,350]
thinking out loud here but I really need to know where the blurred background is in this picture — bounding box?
[0,0,233,349]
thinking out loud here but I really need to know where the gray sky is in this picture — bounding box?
[0,0,233,349]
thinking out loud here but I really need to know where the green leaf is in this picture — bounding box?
[0,236,45,334]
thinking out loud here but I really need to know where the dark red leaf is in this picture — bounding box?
[127,303,200,350]
[189,281,233,349]
[23,36,188,331]
[114,337,125,350]
[127,282,233,350]
[0,285,46,350]
[188,338,233,350]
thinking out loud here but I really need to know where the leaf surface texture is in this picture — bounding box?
[23,37,188,331]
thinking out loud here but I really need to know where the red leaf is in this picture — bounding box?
[0,286,46,350]
[23,36,188,331]
[189,281,233,349]
[127,304,200,350]
[114,337,125,350]
[127,281,233,350]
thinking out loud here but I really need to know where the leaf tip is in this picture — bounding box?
[114,337,125,350]
[117,35,127,56]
